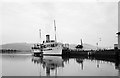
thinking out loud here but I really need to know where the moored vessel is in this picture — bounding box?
[32,20,63,56]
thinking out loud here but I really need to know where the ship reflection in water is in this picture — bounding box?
[1,54,120,76]
[32,56,64,76]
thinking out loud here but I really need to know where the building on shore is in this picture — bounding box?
[117,32,120,49]
[114,32,120,49]
[114,44,119,49]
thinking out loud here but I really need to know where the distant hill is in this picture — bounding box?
[0,42,100,51]
[0,43,34,51]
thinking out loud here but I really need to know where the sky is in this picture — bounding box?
[0,0,119,48]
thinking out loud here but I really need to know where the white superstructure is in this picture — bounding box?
[42,40,63,55]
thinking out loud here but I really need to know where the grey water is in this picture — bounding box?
[1,53,120,76]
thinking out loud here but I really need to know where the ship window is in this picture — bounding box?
[55,44,58,46]
[46,45,48,47]
[51,44,55,47]
[43,45,46,48]
[48,45,50,47]
[46,44,51,47]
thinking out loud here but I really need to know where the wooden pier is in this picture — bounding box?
[62,48,120,57]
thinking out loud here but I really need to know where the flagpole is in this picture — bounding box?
[54,20,57,42]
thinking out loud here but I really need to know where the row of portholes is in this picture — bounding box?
[43,44,58,48]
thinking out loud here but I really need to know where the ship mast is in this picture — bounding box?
[39,29,41,44]
[54,20,57,42]
[81,39,83,46]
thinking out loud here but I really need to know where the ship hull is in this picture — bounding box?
[32,45,62,56]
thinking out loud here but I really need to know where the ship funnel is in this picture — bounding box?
[46,35,50,42]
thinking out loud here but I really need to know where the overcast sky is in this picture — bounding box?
[0,0,119,48]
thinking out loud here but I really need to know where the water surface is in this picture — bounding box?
[1,53,120,76]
